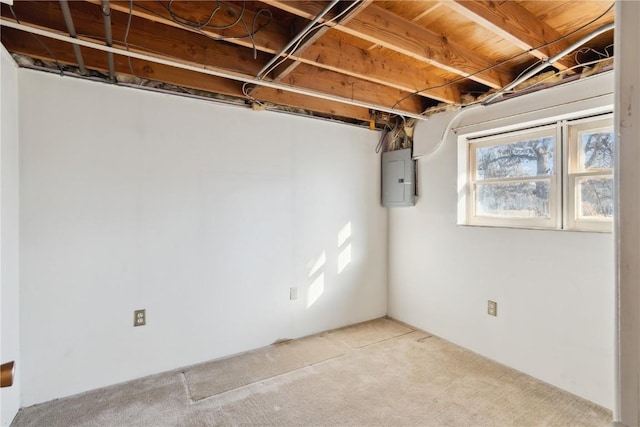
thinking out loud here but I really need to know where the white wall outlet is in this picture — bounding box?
[488,300,497,317]
[134,309,146,326]
[290,287,298,300]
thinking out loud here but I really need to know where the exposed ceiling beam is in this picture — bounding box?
[0,18,429,120]
[96,0,457,104]
[1,25,373,121]
[444,0,577,72]
[256,0,340,80]
[0,26,243,96]
[367,1,443,51]
[91,0,289,54]
[265,1,508,89]
[6,1,415,117]
[277,64,425,114]
[411,2,444,24]
[5,1,267,75]
[284,37,461,104]
[255,88,372,121]
[268,0,373,82]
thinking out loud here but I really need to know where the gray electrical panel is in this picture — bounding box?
[381,148,416,207]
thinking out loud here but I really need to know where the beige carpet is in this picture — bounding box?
[11,318,612,427]
[185,335,346,401]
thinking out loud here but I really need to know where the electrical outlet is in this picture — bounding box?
[488,300,497,317]
[290,287,298,300]
[134,309,146,326]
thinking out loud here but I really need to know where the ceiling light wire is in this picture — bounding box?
[482,20,614,104]
[516,56,614,92]
[0,18,431,121]
[9,4,64,74]
[125,0,137,77]
[166,0,223,30]
[257,0,363,80]
[132,1,272,43]
[256,0,340,80]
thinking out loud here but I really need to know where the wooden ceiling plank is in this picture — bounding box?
[1,25,371,121]
[1,6,418,119]
[344,5,506,88]
[251,87,372,121]
[366,1,443,51]
[88,0,456,104]
[288,37,461,104]
[89,0,290,54]
[444,0,576,71]
[281,64,425,113]
[5,1,268,76]
[269,0,373,82]
[1,12,425,119]
[99,1,458,104]
[412,2,444,23]
[0,26,244,96]
[265,1,507,89]
[3,4,427,116]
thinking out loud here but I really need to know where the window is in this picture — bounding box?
[461,114,613,232]
[566,118,614,231]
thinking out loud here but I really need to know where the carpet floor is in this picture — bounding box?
[11,318,612,426]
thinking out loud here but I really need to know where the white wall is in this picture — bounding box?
[0,46,20,426]
[389,72,615,408]
[18,70,387,406]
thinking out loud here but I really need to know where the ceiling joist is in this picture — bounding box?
[267,0,373,82]
[266,1,508,89]
[444,0,578,72]
[0,0,615,125]
[96,0,458,105]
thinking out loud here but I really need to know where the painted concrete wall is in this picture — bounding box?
[389,72,615,408]
[18,69,387,406]
[0,46,20,426]
[614,1,640,424]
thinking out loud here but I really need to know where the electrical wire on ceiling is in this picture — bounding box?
[8,4,64,74]
[132,1,273,59]
[241,82,266,108]
[508,44,615,95]
[574,44,613,63]
[4,0,615,132]
[515,55,614,93]
[417,43,616,159]
[166,0,226,30]
[125,0,136,77]
[241,6,273,60]
[75,0,273,79]
[256,0,364,80]
[389,1,615,111]
[375,113,415,153]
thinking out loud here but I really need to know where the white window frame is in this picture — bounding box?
[467,125,561,230]
[458,112,614,232]
[564,116,614,232]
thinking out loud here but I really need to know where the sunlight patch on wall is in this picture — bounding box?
[338,244,352,274]
[308,251,326,277]
[307,273,325,308]
[337,221,352,274]
[338,222,351,247]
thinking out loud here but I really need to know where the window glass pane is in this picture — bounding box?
[579,177,613,218]
[476,137,554,180]
[476,181,550,218]
[581,130,614,170]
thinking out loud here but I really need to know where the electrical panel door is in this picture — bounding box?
[381,148,416,207]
